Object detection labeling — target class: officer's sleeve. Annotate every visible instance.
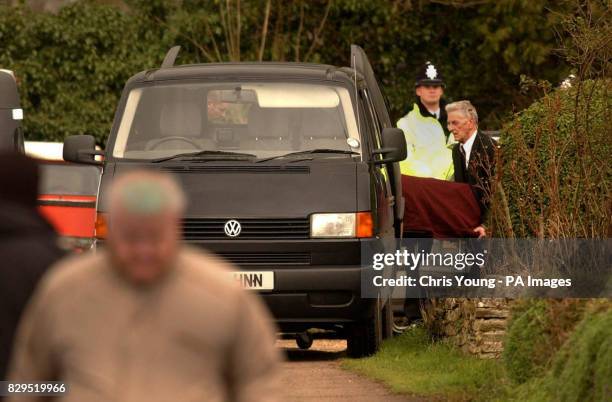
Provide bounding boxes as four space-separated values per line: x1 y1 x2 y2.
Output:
444 162 455 181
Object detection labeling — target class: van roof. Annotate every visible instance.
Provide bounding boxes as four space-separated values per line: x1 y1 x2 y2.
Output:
128 62 360 86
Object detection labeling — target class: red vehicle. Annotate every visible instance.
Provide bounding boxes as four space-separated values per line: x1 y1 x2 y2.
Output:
26 142 101 251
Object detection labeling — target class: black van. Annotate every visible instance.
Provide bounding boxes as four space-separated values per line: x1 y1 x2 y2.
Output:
63 45 406 357
0 69 24 152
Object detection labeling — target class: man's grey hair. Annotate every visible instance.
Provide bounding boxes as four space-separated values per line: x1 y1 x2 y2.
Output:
108 170 186 215
445 100 479 125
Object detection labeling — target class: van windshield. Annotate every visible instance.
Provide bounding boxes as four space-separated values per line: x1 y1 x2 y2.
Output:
112 82 361 160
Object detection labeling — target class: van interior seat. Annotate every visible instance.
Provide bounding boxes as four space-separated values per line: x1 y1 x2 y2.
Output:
244 106 293 151
146 101 213 151
300 108 348 150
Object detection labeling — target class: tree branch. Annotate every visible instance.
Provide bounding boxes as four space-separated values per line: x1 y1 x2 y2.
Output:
304 0 332 62
271 0 285 60
219 0 233 61
202 16 223 62
152 15 216 63
294 0 305 61
236 0 241 61
258 0 273 61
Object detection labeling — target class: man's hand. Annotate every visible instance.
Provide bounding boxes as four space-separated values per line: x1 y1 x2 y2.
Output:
473 225 486 238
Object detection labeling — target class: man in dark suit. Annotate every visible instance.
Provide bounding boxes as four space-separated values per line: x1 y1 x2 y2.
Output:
446 101 497 238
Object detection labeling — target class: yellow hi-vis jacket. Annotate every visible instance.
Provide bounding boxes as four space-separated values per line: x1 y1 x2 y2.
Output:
397 103 455 180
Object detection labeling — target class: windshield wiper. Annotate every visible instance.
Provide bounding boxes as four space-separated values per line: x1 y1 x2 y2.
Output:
256 149 359 163
152 150 256 163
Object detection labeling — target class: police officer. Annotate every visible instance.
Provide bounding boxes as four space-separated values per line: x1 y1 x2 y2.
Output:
396 62 455 325
397 61 454 180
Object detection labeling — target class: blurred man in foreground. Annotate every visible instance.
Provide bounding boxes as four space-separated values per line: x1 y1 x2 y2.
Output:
8 170 281 402
0 152 64 379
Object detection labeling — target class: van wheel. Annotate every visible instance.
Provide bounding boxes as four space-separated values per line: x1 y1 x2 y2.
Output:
347 299 383 358
296 332 313 350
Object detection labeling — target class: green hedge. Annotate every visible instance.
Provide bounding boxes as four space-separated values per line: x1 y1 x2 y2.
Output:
0 3 163 144
547 309 612 401
1 0 573 146
503 300 551 383
508 306 612 402
494 80 611 237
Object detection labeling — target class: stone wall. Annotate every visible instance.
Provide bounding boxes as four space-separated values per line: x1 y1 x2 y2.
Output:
425 298 511 359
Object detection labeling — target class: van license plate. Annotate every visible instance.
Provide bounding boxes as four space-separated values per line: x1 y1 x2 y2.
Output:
233 271 274 290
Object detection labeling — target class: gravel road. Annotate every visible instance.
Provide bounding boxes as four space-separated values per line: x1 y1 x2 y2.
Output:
277 339 424 402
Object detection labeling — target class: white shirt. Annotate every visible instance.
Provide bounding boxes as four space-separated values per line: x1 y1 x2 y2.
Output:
461 130 478 168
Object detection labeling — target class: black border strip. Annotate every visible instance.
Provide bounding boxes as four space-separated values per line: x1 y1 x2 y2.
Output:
38 200 96 208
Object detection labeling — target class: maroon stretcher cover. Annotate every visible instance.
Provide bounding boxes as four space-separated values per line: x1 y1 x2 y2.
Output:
402 175 481 238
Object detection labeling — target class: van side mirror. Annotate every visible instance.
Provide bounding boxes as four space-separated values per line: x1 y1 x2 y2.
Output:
372 128 407 164
63 135 103 165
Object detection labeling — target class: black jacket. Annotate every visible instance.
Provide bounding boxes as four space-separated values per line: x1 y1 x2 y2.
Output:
452 131 497 222
0 203 64 379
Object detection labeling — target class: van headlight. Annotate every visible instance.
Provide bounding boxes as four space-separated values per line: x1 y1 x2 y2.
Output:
310 212 373 238
311 213 355 238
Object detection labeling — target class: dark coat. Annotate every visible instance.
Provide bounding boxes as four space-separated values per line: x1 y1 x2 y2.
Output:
0 203 64 379
452 131 497 222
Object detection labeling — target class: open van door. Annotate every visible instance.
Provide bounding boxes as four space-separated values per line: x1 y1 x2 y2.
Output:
0 69 24 152
351 45 392 128
351 45 404 236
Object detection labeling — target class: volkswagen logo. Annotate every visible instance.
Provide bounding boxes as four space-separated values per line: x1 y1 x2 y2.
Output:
224 219 242 237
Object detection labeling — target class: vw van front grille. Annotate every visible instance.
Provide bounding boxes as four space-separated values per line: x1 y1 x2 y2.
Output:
215 252 311 266
182 218 310 240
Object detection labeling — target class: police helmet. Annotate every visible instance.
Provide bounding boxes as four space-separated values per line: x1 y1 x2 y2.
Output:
415 61 445 87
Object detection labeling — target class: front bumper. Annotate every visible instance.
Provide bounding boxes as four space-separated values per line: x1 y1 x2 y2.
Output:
191 239 377 329
258 265 374 325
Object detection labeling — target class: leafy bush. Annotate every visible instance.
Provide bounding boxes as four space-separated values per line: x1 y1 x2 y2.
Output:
0 3 161 144
547 309 612 401
503 300 551 383
509 306 612 402
1 0 574 147
493 80 611 238
503 299 591 384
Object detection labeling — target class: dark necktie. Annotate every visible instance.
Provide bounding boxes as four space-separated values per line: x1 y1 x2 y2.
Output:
459 144 467 168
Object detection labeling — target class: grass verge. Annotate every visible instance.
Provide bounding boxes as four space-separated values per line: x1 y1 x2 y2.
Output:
341 326 509 401
343 305 612 401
